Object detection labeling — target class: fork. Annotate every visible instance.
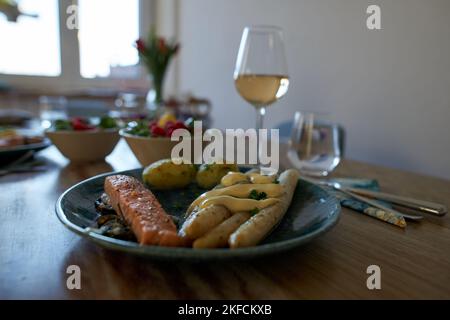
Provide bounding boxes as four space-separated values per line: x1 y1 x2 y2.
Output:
302 177 425 220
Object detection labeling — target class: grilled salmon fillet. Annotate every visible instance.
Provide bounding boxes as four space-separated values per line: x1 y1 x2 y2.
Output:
104 175 185 247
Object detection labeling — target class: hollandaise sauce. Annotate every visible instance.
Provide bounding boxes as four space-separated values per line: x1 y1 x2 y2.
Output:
187 171 283 215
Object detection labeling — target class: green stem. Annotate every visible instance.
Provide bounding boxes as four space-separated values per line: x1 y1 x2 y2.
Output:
153 75 164 104
149 66 167 105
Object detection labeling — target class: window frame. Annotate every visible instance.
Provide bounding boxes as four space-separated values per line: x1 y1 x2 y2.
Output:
0 0 155 93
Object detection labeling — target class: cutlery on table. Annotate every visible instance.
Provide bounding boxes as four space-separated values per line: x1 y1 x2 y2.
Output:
345 187 447 216
302 177 423 221
306 177 447 217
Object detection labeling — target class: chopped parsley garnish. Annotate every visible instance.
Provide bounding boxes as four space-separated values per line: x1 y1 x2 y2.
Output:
249 208 260 216
249 189 267 200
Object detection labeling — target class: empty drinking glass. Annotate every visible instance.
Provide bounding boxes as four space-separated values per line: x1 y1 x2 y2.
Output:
288 111 341 176
39 96 68 129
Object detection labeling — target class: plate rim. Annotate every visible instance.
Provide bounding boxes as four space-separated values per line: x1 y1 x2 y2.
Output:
56 168 341 260
0 137 51 154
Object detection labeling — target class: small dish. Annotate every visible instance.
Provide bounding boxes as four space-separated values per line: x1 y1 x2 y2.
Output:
120 129 179 166
46 129 120 163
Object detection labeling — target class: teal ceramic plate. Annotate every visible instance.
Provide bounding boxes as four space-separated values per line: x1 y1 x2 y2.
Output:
56 168 340 260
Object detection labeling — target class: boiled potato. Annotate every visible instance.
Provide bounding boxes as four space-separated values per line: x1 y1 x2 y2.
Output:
142 159 196 189
195 163 239 189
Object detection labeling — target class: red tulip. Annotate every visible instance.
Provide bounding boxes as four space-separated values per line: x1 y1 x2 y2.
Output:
135 39 146 53
158 38 167 54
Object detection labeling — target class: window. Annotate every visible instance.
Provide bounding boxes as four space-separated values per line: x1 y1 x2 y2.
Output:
0 0 61 76
0 0 151 88
78 0 140 78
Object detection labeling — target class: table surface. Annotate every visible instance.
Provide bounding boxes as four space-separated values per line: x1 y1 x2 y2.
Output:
1 141 449 299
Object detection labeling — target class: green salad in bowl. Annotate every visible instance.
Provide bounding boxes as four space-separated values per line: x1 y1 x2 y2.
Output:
52 116 119 131
120 112 198 166
46 116 121 163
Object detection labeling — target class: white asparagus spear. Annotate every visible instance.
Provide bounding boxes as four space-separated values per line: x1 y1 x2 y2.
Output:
228 169 300 248
179 205 230 240
193 212 252 248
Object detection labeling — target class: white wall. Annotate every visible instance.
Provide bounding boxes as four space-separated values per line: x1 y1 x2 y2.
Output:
171 0 450 179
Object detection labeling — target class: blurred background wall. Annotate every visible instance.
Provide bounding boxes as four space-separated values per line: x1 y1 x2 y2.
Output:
164 0 450 179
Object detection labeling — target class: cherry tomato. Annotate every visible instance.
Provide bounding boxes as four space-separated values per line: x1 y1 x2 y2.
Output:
173 121 187 130
164 121 175 130
148 120 158 129
151 125 166 137
71 118 94 131
166 127 175 137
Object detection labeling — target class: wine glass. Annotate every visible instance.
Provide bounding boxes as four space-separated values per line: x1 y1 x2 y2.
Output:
234 26 289 131
288 111 342 176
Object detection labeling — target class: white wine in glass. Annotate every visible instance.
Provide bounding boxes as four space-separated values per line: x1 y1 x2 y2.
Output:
235 74 289 107
234 26 289 131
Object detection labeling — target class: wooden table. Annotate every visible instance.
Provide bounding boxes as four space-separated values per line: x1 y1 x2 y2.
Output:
1 140 449 299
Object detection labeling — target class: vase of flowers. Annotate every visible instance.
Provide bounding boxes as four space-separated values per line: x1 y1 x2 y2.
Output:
135 32 179 110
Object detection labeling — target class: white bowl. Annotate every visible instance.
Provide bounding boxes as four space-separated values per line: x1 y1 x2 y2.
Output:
46 129 120 163
119 129 180 166
120 129 206 166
